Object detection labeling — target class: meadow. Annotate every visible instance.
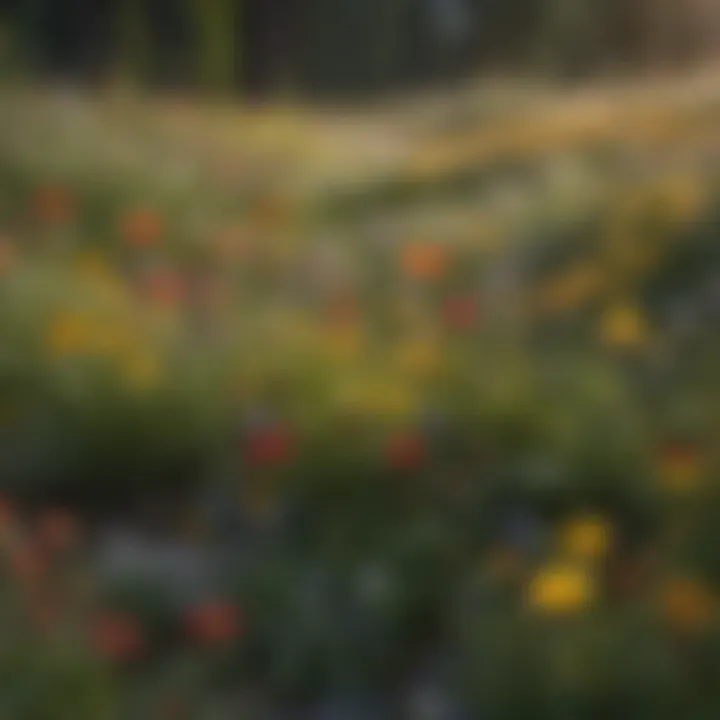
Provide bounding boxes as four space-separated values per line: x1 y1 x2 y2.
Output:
0 74 719 717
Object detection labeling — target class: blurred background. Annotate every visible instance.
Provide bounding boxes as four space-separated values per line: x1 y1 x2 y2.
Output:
0 2 720 719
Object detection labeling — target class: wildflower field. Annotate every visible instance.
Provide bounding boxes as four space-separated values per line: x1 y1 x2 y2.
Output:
1 75 720 718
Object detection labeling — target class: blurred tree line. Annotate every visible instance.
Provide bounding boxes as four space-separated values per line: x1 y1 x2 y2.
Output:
0 0 719 97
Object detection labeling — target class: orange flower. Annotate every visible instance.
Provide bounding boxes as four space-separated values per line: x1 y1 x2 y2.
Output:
31 186 76 225
185 601 241 647
91 612 146 663
662 577 715 633
387 432 426 472
401 243 449 282
600 304 649 349
36 508 81 555
121 209 164 248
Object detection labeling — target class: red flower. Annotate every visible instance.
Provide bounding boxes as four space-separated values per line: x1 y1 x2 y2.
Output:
143 270 187 307
387 432 426 472
91 611 146 663
121 209 164 248
444 295 480 331
185 601 241 647
245 426 295 468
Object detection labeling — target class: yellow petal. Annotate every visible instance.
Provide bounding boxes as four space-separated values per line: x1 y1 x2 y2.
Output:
528 562 596 614
560 514 613 560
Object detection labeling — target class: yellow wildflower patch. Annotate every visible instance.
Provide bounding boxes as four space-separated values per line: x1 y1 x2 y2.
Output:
392 335 444 380
334 372 419 420
528 562 596 615
600 304 650 349
560 514 613 560
323 323 366 364
45 312 93 357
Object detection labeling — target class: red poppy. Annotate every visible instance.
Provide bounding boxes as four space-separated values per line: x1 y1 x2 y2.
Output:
245 425 295 468
121 209 164 248
185 601 241 647
444 295 480 331
90 611 146 663
387 432 426 472
143 270 187 307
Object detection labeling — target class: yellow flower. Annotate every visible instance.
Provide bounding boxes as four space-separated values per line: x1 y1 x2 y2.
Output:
528 562 596 615
560 514 613 560
46 313 92 357
334 372 418 420
392 335 444 380
323 324 366 363
600 304 649 348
